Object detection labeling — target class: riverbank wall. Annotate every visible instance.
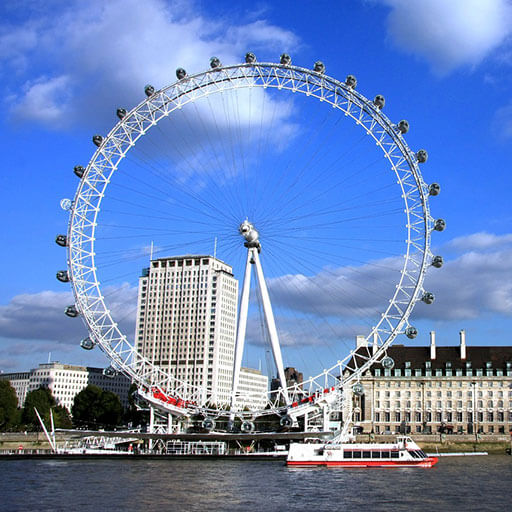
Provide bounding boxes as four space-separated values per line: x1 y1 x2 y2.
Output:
2 432 511 454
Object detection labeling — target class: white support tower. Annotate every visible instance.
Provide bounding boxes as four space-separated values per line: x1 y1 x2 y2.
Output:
230 220 289 412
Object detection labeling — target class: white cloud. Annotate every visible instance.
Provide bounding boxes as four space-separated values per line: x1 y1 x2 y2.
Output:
0 284 137 343
421 246 512 319
2 0 300 129
446 231 512 251
378 0 512 74
267 256 401 318
493 102 512 139
263 232 512 323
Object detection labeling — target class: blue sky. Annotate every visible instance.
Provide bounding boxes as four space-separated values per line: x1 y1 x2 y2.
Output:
1 0 512 377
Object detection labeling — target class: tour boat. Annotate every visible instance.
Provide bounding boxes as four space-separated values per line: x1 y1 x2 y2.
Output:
287 436 438 468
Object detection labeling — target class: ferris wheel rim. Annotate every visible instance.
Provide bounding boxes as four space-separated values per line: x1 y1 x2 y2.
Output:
66 59 434 419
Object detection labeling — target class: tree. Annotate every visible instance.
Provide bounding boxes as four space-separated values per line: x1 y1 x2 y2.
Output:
22 387 56 429
21 387 72 430
72 385 123 429
53 405 73 429
0 380 18 431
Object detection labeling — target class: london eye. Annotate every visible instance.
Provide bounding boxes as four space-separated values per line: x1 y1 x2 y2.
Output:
56 53 444 433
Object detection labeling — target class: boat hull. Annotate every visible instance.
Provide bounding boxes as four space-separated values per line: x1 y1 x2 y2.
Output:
287 456 438 468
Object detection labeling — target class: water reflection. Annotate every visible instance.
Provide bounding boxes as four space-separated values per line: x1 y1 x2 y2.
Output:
1 456 511 512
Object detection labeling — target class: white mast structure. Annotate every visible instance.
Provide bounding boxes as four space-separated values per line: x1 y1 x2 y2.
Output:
230 220 289 414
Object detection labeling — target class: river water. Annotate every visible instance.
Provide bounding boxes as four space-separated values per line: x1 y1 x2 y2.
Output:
1 455 511 512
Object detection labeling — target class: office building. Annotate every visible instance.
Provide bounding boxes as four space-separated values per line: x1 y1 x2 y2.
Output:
350 330 512 435
237 367 269 410
0 362 131 411
135 255 238 406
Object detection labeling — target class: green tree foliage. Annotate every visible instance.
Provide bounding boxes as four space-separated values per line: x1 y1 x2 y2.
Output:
0 380 19 431
72 385 123 429
53 405 73 429
21 387 73 430
22 387 56 429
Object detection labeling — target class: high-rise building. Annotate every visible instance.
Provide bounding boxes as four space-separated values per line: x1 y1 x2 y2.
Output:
135 255 238 406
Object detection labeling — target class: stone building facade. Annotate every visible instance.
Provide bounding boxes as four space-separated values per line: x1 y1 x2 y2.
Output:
352 331 512 435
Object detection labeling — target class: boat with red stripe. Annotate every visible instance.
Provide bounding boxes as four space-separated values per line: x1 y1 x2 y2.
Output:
287 436 438 468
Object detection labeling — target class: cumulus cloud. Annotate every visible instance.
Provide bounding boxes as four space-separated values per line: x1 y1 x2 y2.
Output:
0 284 137 343
1 0 299 129
261 232 512 324
446 231 512 251
421 241 512 320
267 256 401 318
377 0 512 74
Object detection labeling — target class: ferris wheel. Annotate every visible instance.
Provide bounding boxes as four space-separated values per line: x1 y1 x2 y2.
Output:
57 53 444 432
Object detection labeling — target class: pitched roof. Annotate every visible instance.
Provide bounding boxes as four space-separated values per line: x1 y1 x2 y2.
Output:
375 344 512 370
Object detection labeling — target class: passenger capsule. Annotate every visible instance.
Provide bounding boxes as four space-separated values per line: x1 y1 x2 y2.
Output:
345 75 357 88
381 356 395 369
432 255 444 268
434 218 446 232
56 270 70 283
416 149 428 163
60 198 73 211
373 95 385 109
92 135 103 147
103 366 117 378
429 183 440 196
116 108 127 120
397 120 409 134
241 420 255 433
144 84 155 97
280 53 292 66
202 417 216 430
210 56 221 69
73 165 85 179
422 292 435 305
64 305 79 318
176 68 187 80
279 415 293 427
352 382 364 396
313 61 325 73
55 234 67 247
80 337 95 350
405 326 418 339
245 52 257 64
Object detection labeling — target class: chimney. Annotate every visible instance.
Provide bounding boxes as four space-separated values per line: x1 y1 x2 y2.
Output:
460 329 467 360
372 331 379 355
430 331 436 360
356 335 367 349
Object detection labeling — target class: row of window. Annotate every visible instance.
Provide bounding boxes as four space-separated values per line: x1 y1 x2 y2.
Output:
374 411 512 423
375 368 512 377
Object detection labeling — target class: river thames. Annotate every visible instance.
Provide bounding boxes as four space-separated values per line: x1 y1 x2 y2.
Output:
1 455 511 511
